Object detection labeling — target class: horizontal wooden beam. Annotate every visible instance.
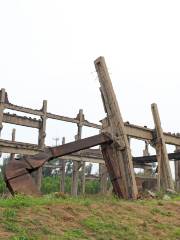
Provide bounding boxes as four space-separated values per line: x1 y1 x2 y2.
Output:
3 104 180 145
4 103 101 129
3 113 40 128
125 122 180 146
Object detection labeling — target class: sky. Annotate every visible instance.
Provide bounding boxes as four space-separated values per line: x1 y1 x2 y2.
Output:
0 0 180 175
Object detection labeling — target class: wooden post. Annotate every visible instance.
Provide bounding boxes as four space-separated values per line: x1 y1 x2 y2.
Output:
35 100 47 191
94 56 138 199
60 137 66 193
151 103 174 190
175 146 180 192
71 133 80 196
71 109 85 196
99 163 108 194
143 141 152 175
10 128 16 161
78 109 86 195
71 155 79 196
0 88 5 136
81 161 86 195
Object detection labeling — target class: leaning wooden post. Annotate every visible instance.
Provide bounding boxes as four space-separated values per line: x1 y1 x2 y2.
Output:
99 163 108 195
60 137 66 193
0 88 5 136
94 56 138 199
36 100 47 191
10 128 16 161
175 145 180 192
151 103 174 190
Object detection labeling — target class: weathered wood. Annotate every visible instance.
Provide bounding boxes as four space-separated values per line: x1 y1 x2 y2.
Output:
99 163 108 194
175 146 180 192
95 56 138 199
77 109 86 195
0 88 5 135
143 141 152 175
60 137 66 193
151 103 174 190
35 100 47 191
71 134 80 197
3 113 40 128
10 129 16 161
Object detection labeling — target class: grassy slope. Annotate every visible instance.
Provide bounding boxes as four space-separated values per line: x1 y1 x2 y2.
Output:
0 195 179 240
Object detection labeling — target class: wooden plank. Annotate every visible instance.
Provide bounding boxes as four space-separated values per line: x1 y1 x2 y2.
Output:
151 103 174 190
95 56 138 199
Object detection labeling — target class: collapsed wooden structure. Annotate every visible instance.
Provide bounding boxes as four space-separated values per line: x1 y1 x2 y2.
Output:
0 56 180 199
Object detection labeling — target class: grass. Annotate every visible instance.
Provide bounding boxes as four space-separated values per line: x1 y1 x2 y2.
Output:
0 194 179 240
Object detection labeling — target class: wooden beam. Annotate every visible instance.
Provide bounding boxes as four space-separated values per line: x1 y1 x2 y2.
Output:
95 56 138 199
151 103 174 190
3 113 40 128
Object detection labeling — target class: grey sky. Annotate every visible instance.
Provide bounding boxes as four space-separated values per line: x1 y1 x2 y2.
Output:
0 1 180 175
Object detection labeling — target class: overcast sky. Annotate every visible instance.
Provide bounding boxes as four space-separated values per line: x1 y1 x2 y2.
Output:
0 1 180 175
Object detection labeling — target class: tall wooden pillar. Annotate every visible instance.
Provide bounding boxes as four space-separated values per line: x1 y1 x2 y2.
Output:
60 137 66 193
71 158 79 196
10 128 16 161
151 103 174 191
0 88 5 136
71 109 84 196
99 163 108 194
94 57 138 199
35 100 47 191
175 146 180 192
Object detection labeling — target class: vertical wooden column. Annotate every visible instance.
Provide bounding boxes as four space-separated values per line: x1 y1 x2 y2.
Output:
10 128 16 161
94 56 138 199
151 103 174 190
36 100 47 191
71 109 84 196
78 109 86 195
60 137 66 193
0 88 5 136
71 142 79 196
143 141 152 175
175 146 180 192
99 163 108 194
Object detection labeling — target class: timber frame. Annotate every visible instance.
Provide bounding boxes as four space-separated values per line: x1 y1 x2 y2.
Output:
0 56 180 198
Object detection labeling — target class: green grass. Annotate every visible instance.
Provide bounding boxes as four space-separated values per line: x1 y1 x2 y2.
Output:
0 194 179 240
